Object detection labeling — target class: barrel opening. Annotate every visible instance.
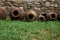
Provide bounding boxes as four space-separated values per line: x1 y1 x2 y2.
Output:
28 14 34 19
40 17 44 21
13 10 19 16
51 14 55 18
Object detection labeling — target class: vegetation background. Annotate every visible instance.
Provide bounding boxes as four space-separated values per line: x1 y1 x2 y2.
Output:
0 20 60 40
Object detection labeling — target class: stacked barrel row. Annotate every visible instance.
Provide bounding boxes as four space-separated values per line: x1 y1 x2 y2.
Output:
0 0 60 21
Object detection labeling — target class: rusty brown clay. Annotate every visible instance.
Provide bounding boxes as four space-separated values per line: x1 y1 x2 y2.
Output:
0 7 7 20
38 15 46 21
46 12 57 20
10 6 23 20
25 9 38 21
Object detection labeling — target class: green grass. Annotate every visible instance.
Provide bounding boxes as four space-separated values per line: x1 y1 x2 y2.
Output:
0 20 60 40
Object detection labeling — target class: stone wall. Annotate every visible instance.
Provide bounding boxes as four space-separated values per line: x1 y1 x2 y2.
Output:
0 0 60 14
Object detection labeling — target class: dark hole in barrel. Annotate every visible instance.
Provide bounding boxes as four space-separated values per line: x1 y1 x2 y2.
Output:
42 14 46 17
40 17 44 21
13 10 19 16
28 14 34 19
51 14 55 18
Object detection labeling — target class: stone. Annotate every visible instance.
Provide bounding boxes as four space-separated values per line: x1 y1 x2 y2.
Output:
42 0 46 2
54 3 59 7
45 2 51 7
51 4 55 7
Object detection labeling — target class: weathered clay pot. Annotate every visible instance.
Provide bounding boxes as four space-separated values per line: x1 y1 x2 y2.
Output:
57 10 60 20
38 15 46 21
46 12 57 20
0 7 7 20
25 9 38 21
10 6 23 20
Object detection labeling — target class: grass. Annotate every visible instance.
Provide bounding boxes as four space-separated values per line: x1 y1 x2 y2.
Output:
0 20 60 40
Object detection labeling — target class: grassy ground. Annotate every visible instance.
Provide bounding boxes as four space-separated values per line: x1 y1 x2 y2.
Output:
0 20 60 40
